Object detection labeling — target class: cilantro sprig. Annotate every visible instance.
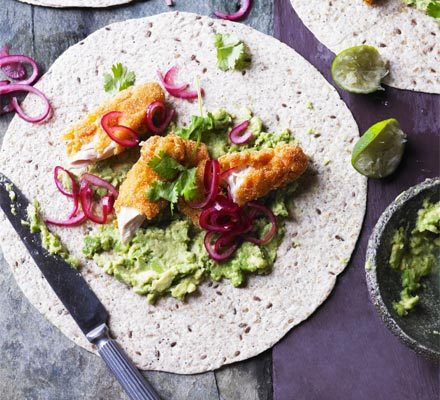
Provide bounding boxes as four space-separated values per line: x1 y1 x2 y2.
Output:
214 33 251 72
103 63 136 93
146 151 198 211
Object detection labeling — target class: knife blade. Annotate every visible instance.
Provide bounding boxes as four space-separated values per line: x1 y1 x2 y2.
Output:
0 173 108 335
0 173 161 400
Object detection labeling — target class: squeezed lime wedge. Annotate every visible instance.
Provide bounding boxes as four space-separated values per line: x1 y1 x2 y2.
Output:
331 45 388 94
352 118 406 178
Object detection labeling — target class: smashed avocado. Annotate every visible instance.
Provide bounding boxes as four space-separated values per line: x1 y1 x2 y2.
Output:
389 200 440 316
84 107 298 303
27 200 80 268
84 216 283 304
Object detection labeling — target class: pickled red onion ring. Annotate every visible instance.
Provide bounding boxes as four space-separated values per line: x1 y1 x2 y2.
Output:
229 120 252 144
101 111 140 148
189 160 220 209
243 202 277 245
0 84 51 123
204 231 240 262
46 211 86 227
0 45 26 81
157 66 202 100
145 100 175 134
214 0 252 21
54 166 78 198
80 172 119 199
0 54 39 85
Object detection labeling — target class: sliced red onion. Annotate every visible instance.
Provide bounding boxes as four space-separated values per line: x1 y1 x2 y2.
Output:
0 84 51 123
204 231 240 262
229 120 252 144
189 160 220 209
0 45 26 81
167 89 199 100
46 211 86 227
243 201 277 245
157 66 202 100
157 67 188 92
219 167 240 182
0 79 10 86
80 172 119 199
214 0 252 21
79 183 111 225
101 111 140 148
54 166 79 198
0 54 39 85
145 100 175 134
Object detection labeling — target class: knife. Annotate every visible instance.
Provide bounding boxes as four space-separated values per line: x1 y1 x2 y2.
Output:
0 173 161 400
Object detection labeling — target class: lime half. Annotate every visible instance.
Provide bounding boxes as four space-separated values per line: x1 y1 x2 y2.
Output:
352 118 406 179
331 45 388 94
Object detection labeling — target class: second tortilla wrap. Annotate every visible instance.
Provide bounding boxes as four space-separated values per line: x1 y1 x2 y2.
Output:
289 0 440 94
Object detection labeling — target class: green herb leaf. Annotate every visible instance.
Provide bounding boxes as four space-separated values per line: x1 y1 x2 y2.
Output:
103 63 136 93
174 109 233 143
427 1 440 18
175 168 198 202
147 180 180 205
214 33 251 72
148 151 185 180
146 154 198 212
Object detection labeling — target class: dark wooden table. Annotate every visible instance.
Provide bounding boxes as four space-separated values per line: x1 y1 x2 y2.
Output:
1 1 438 399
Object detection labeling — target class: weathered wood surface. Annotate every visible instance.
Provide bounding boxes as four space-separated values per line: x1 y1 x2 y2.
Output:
0 1 274 399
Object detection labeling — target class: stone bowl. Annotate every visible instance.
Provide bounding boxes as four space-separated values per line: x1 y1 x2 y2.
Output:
366 178 440 359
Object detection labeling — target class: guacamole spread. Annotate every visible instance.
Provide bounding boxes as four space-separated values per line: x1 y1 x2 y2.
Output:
83 108 298 303
27 199 81 268
389 200 440 316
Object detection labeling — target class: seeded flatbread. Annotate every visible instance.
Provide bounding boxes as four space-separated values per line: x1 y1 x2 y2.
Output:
17 0 132 7
289 0 440 94
0 12 366 373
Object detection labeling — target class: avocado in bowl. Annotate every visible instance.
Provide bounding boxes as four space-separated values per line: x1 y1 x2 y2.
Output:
366 178 440 359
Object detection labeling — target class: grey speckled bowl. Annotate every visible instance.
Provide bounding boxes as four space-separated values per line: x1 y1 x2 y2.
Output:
366 178 440 360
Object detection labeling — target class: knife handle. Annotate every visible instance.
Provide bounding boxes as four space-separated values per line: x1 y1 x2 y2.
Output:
87 324 161 400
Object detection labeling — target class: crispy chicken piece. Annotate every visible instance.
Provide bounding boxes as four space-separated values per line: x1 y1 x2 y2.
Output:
64 83 164 168
364 0 375 5
115 134 209 242
179 144 309 227
218 144 308 207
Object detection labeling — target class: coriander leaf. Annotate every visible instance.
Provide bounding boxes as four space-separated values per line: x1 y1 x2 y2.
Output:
214 33 251 72
146 167 198 211
148 151 185 180
427 1 440 18
103 63 136 93
174 110 233 143
175 168 198 202
147 180 179 204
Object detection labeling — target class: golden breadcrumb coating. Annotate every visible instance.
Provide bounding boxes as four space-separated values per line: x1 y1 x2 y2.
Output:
218 144 308 206
115 135 209 220
64 82 164 157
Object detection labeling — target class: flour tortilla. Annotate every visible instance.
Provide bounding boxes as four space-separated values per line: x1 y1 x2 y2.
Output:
18 0 132 7
0 12 366 374
290 0 440 94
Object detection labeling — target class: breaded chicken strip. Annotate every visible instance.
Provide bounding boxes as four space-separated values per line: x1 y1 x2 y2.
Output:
179 144 308 227
115 134 209 242
64 83 164 168
218 144 308 206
